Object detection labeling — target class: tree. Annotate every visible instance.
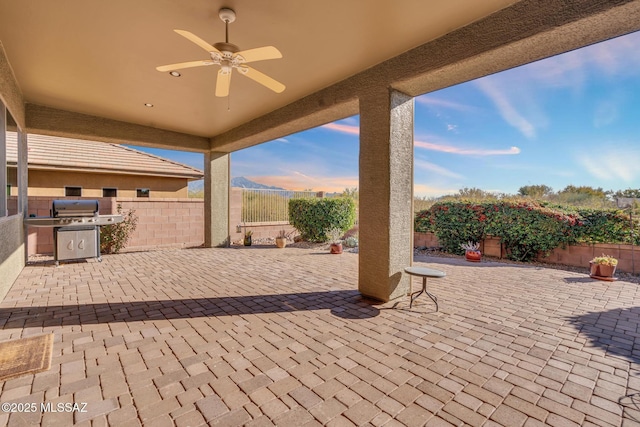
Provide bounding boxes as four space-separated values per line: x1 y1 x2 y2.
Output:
456 187 495 200
613 188 640 199
342 187 359 200
558 185 610 199
518 184 553 198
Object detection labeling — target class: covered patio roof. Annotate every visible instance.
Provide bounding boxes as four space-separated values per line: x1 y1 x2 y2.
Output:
0 1 639 150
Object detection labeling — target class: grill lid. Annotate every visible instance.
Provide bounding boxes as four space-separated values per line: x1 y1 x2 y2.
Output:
52 200 99 217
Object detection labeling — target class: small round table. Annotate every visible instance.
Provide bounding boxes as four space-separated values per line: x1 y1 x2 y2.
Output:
404 266 446 310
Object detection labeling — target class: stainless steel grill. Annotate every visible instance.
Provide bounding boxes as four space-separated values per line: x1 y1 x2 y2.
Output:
25 200 123 265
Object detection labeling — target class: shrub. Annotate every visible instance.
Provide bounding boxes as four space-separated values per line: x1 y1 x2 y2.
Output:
343 236 359 248
288 197 356 242
483 201 578 262
416 200 640 262
420 201 487 254
573 208 639 244
416 200 580 261
100 204 138 254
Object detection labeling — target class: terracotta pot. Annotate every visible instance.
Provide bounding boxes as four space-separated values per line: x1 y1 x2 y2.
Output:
330 243 343 254
465 250 481 262
275 237 287 248
589 262 616 278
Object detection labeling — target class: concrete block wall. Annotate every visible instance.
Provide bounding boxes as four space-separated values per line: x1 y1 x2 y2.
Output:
115 198 204 252
26 196 204 255
26 192 307 255
415 232 639 274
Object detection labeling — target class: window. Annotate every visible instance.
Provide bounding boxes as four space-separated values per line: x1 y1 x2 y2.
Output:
136 188 150 198
6 184 10 196
103 188 117 197
65 187 82 197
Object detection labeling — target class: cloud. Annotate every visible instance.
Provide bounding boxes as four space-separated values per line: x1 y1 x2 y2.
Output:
577 146 640 182
447 124 458 131
321 123 359 135
414 139 520 156
248 175 359 193
475 77 536 138
323 122 520 156
275 138 289 143
414 159 463 179
416 96 476 112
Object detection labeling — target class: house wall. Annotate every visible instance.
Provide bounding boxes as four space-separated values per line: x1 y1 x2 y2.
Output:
27 170 189 198
0 43 26 300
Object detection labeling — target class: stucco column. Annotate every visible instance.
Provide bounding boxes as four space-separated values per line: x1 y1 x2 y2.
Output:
359 89 414 302
204 151 230 247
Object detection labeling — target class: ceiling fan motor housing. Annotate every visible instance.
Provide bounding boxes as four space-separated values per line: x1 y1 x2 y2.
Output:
213 42 239 56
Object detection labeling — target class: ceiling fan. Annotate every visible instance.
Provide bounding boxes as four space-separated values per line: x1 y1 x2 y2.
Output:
156 8 285 97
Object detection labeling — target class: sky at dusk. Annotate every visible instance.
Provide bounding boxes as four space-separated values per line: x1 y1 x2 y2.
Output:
133 30 640 197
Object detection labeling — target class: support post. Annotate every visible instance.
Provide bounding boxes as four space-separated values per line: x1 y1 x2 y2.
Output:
358 89 414 302
204 151 230 247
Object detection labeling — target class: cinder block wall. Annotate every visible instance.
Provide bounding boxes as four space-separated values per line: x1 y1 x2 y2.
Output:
26 196 203 255
415 232 639 274
115 198 204 252
26 193 305 256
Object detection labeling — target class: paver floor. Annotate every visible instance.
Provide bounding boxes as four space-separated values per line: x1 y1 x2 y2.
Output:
1 246 640 426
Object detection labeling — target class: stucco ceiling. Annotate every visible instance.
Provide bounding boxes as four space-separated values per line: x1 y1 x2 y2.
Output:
0 0 518 138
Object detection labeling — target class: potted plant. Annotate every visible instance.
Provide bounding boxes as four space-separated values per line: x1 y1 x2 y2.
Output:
243 230 253 246
460 241 481 262
275 229 288 248
589 254 618 280
326 227 343 254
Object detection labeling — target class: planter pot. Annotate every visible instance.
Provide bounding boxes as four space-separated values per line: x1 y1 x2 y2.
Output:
243 236 252 246
589 262 617 281
330 243 343 254
275 237 287 248
465 250 481 262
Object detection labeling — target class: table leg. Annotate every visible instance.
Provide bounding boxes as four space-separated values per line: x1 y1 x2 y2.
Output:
409 277 438 311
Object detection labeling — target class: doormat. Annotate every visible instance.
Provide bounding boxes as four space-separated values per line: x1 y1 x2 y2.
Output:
0 334 54 382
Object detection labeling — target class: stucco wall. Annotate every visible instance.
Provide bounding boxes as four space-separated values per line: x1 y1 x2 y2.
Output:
27 169 189 198
0 215 25 300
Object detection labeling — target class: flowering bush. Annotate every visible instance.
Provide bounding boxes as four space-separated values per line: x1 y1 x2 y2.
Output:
415 200 638 262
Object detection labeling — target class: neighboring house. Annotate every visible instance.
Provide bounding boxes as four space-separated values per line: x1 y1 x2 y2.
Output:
6 133 203 198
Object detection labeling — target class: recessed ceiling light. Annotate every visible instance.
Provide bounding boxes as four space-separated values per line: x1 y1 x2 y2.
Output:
169 71 181 77
144 103 153 107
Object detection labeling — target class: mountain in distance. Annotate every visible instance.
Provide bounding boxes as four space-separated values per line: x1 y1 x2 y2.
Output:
231 176 285 190
188 176 285 195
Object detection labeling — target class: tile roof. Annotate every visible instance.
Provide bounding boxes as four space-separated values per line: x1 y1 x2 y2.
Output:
6 132 203 180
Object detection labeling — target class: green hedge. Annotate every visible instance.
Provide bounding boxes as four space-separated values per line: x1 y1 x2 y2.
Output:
289 197 356 242
415 201 638 262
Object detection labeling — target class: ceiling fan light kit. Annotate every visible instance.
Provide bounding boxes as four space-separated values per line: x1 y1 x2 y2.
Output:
156 7 285 97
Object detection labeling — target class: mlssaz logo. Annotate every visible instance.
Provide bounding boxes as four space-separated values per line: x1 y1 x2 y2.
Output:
41 402 88 413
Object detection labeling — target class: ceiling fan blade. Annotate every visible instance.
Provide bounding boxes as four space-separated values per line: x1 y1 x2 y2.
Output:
239 66 285 93
156 60 212 72
216 70 231 97
235 46 282 63
174 29 220 53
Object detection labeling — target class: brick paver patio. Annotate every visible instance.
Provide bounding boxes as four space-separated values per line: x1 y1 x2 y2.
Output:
1 247 640 426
